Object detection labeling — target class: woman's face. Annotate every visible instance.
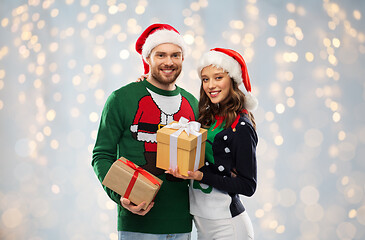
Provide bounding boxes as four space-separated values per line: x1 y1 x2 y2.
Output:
201 65 232 104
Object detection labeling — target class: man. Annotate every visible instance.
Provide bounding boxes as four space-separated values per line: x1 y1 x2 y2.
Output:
92 23 198 240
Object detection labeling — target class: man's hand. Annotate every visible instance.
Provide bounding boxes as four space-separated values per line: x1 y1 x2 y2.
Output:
165 168 203 181
120 197 154 216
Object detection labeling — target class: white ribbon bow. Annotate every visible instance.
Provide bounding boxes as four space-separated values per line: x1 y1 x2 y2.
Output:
165 116 201 136
165 117 203 171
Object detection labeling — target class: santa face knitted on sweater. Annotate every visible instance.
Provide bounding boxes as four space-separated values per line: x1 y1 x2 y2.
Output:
130 85 196 176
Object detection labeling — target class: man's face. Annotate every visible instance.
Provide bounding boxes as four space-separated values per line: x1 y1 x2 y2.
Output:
146 43 184 90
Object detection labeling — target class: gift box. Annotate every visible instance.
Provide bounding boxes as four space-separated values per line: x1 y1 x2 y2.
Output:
156 117 208 176
102 157 163 210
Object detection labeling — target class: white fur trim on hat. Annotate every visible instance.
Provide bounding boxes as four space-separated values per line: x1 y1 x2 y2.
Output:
241 89 258 111
197 51 243 86
142 29 187 59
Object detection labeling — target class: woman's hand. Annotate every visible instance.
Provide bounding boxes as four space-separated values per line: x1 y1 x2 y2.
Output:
165 168 203 181
137 74 148 82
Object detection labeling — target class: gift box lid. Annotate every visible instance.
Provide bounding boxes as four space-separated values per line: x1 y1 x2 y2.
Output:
156 124 207 151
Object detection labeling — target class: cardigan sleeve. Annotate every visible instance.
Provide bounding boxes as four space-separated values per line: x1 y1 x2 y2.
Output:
200 121 258 196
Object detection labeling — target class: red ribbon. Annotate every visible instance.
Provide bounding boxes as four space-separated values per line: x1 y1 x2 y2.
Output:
118 158 161 199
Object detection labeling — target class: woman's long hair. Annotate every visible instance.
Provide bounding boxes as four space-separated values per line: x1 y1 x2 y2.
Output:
197 78 256 130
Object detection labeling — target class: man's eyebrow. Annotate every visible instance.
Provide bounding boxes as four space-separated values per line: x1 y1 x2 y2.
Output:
154 51 166 55
173 52 182 55
154 51 182 55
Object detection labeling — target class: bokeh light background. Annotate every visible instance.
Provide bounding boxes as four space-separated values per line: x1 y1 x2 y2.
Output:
1 0 365 239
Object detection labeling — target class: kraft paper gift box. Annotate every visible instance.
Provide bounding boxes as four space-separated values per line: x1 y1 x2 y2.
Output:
102 157 163 210
156 117 208 176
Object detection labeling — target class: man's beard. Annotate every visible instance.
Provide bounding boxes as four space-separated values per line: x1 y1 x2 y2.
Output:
150 67 181 86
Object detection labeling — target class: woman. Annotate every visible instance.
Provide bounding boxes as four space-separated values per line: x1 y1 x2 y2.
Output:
167 48 258 240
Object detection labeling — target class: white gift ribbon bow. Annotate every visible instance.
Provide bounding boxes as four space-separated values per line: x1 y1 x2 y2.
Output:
165 117 203 171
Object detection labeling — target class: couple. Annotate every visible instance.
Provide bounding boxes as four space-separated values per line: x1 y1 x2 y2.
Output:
92 23 258 240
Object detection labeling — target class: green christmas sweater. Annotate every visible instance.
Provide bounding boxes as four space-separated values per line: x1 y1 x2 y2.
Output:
92 79 198 234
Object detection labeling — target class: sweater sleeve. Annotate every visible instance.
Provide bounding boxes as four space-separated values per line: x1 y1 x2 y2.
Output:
200 122 258 196
92 92 124 204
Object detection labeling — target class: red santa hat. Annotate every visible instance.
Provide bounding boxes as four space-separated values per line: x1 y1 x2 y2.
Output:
136 23 187 74
197 48 258 111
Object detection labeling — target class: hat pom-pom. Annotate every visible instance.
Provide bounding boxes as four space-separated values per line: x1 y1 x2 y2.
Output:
244 92 258 111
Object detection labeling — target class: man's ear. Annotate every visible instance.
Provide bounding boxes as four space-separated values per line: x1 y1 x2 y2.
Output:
146 55 151 65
